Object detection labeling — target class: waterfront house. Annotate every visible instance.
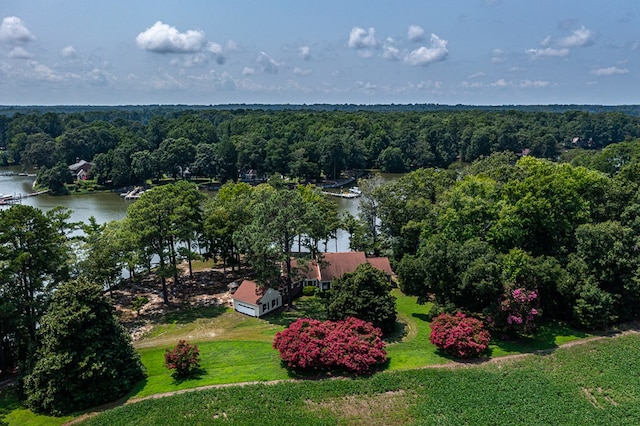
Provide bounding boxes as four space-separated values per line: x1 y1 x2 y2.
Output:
68 159 94 180
286 251 394 291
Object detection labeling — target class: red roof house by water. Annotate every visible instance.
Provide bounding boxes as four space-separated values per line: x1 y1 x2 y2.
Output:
287 251 394 291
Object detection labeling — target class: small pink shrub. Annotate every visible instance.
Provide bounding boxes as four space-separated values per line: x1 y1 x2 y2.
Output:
429 312 490 358
273 317 387 374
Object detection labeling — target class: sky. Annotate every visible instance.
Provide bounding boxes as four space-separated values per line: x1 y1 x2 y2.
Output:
0 0 638 105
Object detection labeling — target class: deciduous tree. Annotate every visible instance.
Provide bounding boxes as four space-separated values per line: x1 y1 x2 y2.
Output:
327 263 397 333
23 279 145 415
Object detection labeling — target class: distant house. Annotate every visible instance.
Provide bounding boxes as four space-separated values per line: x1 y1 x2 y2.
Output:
232 279 282 317
286 251 394 292
69 159 94 181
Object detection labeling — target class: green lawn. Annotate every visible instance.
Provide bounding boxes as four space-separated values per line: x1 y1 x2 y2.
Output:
0 388 71 426
83 333 640 425
0 289 601 425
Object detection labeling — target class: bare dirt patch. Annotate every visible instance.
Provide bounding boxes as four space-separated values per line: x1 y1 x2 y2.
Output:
305 390 417 426
111 264 253 342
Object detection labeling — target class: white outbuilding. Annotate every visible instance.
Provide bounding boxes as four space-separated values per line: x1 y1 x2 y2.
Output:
232 280 282 318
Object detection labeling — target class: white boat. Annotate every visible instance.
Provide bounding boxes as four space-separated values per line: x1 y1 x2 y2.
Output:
348 187 362 195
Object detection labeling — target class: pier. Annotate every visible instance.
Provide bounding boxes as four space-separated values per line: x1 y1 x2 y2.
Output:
121 186 145 200
0 190 49 205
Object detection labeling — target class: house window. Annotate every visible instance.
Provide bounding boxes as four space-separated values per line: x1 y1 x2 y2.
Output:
263 303 268 311
272 299 277 308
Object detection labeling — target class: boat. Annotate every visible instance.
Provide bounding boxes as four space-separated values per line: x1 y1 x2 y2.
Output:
322 189 361 199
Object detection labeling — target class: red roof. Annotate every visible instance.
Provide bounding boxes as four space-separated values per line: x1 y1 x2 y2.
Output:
287 252 393 282
366 257 394 276
289 258 321 281
320 252 368 281
232 280 265 305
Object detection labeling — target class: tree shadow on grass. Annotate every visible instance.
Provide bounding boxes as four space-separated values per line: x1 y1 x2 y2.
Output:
281 360 390 380
487 321 591 357
411 313 431 323
125 377 148 398
266 296 328 327
171 367 208 385
384 321 408 344
0 386 21 421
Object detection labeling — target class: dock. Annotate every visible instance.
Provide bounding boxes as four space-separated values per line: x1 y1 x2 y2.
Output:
121 186 145 200
0 189 49 205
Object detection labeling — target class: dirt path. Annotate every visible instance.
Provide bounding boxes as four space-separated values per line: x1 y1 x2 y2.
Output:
63 325 640 425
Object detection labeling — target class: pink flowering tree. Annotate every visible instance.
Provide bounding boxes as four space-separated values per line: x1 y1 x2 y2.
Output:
492 287 541 337
273 317 387 374
429 312 490 359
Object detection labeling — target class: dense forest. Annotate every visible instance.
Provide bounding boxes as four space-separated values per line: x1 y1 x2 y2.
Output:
4 105 640 415
1 107 640 193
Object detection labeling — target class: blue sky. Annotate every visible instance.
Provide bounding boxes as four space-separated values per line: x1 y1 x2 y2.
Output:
0 0 638 105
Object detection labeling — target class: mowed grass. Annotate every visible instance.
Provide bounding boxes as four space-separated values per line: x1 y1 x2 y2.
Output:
0 290 600 425
0 388 71 426
84 333 640 425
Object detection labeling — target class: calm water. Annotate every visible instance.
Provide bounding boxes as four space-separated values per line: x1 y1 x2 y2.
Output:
0 166 370 252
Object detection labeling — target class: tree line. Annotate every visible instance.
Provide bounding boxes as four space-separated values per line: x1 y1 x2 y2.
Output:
2 108 640 192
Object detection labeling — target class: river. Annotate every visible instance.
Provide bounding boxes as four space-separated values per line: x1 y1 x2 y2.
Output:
0 166 370 252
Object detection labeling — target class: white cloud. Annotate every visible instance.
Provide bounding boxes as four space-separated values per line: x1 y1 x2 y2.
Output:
519 79 550 88
490 78 511 87
299 46 311 60
170 53 209 67
461 80 483 88
468 71 485 79
206 42 225 64
382 38 401 61
61 45 77 58
145 72 188 90
491 48 506 63
242 66 255 75
526 25 593 61
591 66 629 76
136 21 206 53
348 26 378 49
256 51 283 73
8 46 31 59
526 47 570 59
404 33 448 66
383 45 401 61
558 26 594 48
407 25 425 42
0 16 35 43
85 68 114 86
30 61 66 82
293 67 311 76
356 80 377 92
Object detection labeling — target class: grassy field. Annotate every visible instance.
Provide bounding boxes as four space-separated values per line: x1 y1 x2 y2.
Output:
83 333 640 425
0 289 604 425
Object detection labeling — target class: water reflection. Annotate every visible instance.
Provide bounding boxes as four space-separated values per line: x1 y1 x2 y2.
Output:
0 166 381 252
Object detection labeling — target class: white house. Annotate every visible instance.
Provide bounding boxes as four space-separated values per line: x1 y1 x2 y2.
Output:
232 280 282 318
